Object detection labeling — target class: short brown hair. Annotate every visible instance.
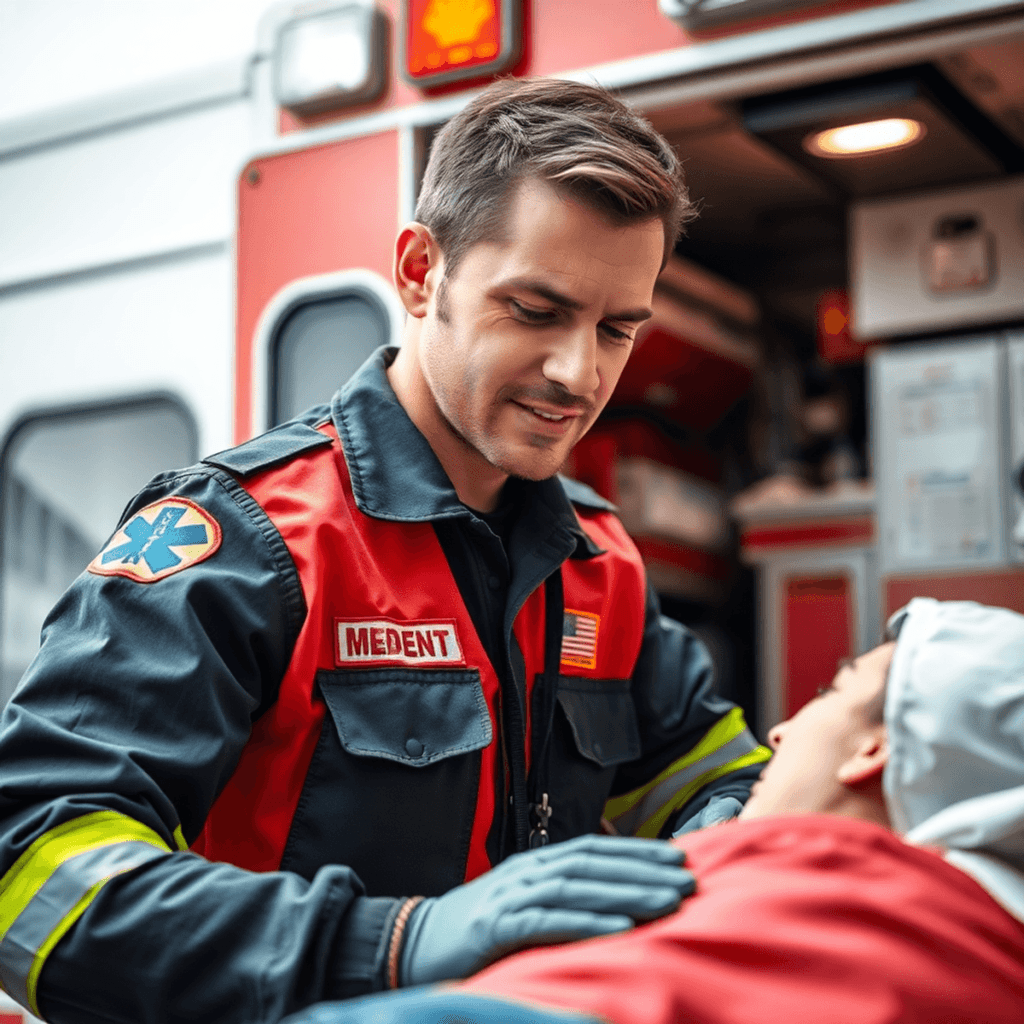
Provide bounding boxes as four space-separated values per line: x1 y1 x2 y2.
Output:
415 77 694 276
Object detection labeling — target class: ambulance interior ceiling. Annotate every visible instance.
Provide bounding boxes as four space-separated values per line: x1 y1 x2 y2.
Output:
648 34 1024 339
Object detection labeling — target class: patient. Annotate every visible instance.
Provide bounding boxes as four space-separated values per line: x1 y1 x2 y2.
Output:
289 598 1024 1024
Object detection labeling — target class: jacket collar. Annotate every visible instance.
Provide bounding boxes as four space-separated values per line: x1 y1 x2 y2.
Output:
332 347 601 558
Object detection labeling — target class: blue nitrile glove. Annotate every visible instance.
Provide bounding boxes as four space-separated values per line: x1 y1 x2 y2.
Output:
399 833 695 986
671 796 744 837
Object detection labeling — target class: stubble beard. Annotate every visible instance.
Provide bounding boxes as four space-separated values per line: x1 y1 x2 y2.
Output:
431 273 594 480
433 372 588 481
437 392 568 481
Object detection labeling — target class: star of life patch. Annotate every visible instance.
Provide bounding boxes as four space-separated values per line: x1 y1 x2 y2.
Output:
335 618 465 667
88 497 222 583
561 609 600 670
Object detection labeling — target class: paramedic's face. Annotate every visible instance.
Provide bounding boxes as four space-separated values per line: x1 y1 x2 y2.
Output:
740 642 895 820
417 179 663 482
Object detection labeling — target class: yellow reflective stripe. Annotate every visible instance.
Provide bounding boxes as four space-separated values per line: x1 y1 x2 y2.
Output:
172 825 188 852
25 875 109 1017
633 746 772 839
0 810 175 1015
0 811 169 940
603 707 750 821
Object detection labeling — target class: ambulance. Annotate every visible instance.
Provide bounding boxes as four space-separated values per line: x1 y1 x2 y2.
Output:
2 0 1023 767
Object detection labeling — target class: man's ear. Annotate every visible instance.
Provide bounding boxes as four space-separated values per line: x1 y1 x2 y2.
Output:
394 223 441 318
837 729 889 788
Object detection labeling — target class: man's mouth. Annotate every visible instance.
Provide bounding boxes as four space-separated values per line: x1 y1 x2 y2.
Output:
505 383 593 424
511 399 584 425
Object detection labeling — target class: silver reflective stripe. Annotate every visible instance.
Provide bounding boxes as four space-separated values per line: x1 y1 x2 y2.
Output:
611 730 760 836
0 840 166 1009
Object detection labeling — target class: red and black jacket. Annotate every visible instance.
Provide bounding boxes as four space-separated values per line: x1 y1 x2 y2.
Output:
0 349 765 1024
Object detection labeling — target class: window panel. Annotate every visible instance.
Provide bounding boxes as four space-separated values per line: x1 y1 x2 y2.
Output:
272 292 390 425
0 398 196 707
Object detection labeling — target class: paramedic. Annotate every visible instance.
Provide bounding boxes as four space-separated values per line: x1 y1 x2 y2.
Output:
0 77 768 1024
285 597 1024 1024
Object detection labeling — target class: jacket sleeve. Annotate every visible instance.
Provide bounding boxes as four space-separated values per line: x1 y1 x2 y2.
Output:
0 465 402 1024
603 583 770 839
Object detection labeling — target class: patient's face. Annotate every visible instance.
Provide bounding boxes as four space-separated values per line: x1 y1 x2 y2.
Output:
740 641 896 820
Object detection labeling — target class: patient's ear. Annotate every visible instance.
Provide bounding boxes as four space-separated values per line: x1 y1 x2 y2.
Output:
837 729 889 788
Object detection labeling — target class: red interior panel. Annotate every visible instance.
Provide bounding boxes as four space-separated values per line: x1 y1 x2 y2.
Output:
884 569 1024 620
784 574 853 719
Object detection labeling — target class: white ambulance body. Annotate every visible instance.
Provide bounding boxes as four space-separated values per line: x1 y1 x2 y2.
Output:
2 0 1024 752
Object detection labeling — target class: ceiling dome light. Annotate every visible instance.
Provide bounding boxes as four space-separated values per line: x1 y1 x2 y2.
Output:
804 118 927 158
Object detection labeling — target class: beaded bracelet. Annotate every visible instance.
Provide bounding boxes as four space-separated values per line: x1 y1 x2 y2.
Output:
387 895 426 989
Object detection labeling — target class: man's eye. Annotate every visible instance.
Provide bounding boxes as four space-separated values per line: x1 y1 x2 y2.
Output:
600 323 633 345
510 300 555 324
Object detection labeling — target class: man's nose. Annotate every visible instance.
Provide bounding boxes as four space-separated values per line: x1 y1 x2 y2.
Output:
542 326 600 397
767 721 789 750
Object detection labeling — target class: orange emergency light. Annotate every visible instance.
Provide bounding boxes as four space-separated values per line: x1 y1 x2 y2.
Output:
403 0 522 88
815 288 871 365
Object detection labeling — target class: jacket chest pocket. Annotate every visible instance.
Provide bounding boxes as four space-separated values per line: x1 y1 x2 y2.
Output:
544 675 641 840
322 667 492 765
280 668 492 897
556 676 641 767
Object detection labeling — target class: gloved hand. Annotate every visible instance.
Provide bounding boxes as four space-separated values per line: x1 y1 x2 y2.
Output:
399 833 695 986
671 796 744 837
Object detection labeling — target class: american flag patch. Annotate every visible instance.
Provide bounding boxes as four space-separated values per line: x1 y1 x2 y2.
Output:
561 609 600 669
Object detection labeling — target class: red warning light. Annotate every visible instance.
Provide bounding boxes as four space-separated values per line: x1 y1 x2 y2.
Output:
816 288 875 365
404 0 521 88
822 305 848 336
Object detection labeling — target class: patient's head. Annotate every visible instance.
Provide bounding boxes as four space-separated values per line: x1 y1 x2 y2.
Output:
739 641 895 826
740 599 1024 873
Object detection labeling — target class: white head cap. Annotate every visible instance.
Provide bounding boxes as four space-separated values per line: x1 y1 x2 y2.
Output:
884 598 1024 922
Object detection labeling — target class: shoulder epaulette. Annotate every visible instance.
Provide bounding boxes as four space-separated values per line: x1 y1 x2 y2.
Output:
204 421 333 478
558 474 617 513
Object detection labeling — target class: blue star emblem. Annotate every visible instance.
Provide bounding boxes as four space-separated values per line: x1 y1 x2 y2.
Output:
102 506 209 574
89 497 221 583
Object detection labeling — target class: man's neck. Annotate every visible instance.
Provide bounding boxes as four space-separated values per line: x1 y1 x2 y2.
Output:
386 345 507 512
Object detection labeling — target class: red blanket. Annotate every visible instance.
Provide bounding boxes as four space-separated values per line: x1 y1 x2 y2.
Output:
462 816 1024 1024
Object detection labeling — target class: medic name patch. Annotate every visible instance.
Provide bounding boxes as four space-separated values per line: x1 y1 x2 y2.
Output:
88 497 222 583
561 609 600 670
335 618 465 667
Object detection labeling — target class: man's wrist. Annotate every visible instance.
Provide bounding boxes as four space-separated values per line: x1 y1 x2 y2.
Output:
325 895 409 1000
387 895 426 989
